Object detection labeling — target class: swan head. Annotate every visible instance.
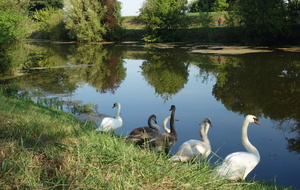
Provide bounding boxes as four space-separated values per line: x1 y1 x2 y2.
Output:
169 105 176 111
113 102 120 108
245 115 260 125
201 117 212 127
150 114 157 124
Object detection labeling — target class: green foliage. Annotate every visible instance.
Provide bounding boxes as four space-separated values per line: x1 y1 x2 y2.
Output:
198 12 214 27
212 0 229 12
29 0 63 12
0 0 33 43
233 0 290 45
63 0 106 42
102 0 124 41
139 0 189 42
189 0 216 12
71 103 98 114
63 0 122 42
286 0 300 26
0 42 32 76
33 7 69 40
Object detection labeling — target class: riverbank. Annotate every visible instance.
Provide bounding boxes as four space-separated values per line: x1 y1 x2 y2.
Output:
0 92 293 189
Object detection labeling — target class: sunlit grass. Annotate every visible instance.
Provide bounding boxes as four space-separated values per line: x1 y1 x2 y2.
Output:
0 94 293 189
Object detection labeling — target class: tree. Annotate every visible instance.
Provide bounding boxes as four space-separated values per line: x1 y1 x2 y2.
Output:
139 0 188 42
29 0 64 12
63 0 122 42
212 0 229 12
286 0 300 26
33 7 69 40
0 0 33 43
188 0 215 12
102 0 123 41
232 0 290 45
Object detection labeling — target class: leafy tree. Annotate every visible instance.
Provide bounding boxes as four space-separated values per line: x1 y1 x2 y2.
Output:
0 0 33 43
33 7 69 40
63 0 122 42
139 0 188 42
102 0 123 40
212 0 229 11
232 0 290 45
188 0 215 12
286 0 300 26
29 0 63 13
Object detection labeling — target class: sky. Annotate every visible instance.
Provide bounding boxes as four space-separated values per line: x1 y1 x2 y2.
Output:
118 0 145 16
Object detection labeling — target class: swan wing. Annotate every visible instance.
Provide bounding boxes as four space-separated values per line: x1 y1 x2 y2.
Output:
216 152 260 180
169 140 210 162
129 127 159 136
97 117 122 132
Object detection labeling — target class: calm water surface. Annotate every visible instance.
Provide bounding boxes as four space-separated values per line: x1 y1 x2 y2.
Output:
1 43 299 189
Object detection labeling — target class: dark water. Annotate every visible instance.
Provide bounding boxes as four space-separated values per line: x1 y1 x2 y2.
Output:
1 42 300 189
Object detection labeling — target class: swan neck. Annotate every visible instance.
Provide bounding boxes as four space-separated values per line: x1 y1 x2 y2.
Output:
169 109 177 137
200 123 210 144
149 117 159 132
242 120 259 157
162 117 171 133
115 104 121 117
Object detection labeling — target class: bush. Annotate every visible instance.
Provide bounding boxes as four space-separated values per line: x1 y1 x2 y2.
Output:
0 0 32 43
33 7 69 40
139 0 188 42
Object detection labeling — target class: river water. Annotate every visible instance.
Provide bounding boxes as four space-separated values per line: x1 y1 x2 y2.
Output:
1 42 299 189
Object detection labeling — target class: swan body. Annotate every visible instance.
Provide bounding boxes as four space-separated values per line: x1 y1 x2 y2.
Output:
146 105 178 155
169 117 212 162
125 114 159 145
96 102 122 132
216 115 260 180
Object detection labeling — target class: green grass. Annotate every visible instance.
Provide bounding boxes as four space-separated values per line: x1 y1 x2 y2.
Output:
0 94 293 189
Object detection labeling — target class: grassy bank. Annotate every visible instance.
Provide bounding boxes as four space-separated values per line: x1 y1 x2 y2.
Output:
0 94 292 189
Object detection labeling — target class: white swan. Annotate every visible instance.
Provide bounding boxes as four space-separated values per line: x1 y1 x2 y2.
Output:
125 114 160 145
216 115 261 180
168 117 212 162
96 102 122 132
146 105 178 155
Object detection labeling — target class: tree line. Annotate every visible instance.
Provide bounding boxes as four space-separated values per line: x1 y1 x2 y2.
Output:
0 0 299 45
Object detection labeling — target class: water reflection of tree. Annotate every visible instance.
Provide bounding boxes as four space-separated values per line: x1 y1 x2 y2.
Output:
22 69 78 94
1 43 126 96
68 44 126 94
212 52 300 153
0 42 32 76
140 50 189 101
189 54 219 83
286 122 300 154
